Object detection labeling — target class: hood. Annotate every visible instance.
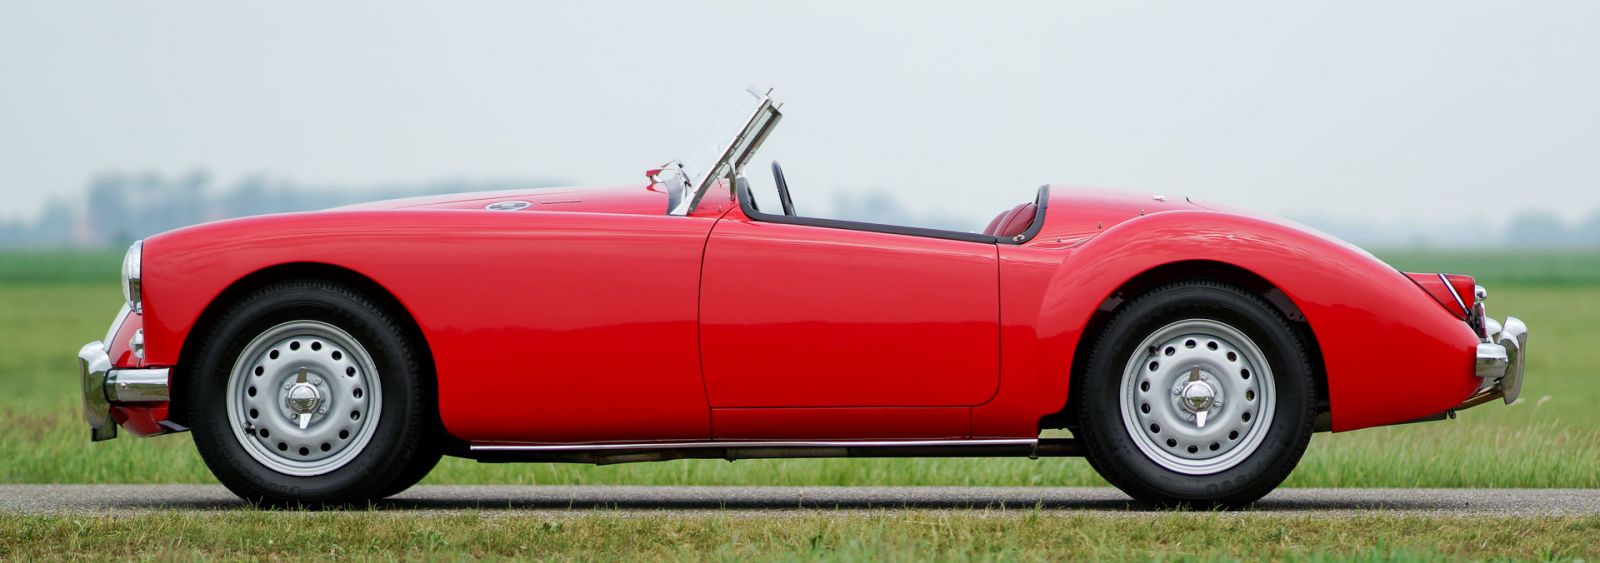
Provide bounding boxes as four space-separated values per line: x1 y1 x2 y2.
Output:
337 184 670 215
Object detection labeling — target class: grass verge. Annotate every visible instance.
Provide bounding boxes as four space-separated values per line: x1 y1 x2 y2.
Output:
3 512 1599 560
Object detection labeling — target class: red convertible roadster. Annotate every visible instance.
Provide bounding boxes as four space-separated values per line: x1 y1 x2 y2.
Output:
79 89 1527 508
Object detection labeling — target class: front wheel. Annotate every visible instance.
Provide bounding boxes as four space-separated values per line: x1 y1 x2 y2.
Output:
1078 281 1316 508
188 280 436 508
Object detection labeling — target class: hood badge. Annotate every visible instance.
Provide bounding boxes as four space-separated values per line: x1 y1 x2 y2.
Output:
485 201 532 211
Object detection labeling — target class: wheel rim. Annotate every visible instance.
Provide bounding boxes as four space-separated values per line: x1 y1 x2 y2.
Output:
1118 318 1275 475
225 320 382 476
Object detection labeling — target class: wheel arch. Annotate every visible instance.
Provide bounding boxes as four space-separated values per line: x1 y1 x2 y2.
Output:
1049 260 1330 431
167 262 437 429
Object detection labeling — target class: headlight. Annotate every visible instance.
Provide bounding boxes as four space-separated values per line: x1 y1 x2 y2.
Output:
122 240 143 313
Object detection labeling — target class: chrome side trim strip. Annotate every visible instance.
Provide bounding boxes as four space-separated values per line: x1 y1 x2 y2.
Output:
470 438 1037 452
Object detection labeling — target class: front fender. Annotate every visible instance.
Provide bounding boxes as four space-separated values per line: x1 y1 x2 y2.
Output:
137 208 718 443
1032 210 1480 432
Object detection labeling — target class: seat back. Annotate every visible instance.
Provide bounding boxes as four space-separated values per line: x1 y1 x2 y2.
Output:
984 202 1037 238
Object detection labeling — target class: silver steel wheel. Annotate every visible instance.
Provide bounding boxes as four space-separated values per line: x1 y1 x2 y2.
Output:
1118 318 1276 475
224 320 383 477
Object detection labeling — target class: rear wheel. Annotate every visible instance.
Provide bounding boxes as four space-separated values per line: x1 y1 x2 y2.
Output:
188 280 434 508
1078 281 1315 508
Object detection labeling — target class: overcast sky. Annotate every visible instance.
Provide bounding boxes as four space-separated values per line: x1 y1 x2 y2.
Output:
2 1 1597 231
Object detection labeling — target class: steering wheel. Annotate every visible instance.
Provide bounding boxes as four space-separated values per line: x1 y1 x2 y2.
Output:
771 161 796 216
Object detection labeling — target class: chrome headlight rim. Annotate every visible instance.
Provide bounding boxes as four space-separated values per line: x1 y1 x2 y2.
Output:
122 240 143 313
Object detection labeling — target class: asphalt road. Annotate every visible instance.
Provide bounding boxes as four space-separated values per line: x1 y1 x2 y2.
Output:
2 485 1598 516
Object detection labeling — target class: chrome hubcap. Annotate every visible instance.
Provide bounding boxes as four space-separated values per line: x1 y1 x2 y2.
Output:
1181 386 1214 410
1119 319 1275 475
281 368 329 429
1171 368 1228 429
225 320 382 477
286 383 319 413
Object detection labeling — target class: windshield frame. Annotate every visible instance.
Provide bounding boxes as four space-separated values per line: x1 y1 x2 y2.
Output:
668 88 784 216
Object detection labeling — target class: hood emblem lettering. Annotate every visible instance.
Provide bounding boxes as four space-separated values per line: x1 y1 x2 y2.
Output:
485 201 532 211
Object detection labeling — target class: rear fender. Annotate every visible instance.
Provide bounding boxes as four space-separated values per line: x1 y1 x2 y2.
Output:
1027 210 1480 432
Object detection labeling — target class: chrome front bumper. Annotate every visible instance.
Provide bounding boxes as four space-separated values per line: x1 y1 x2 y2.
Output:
78 340 170 441
1472 315 1528 405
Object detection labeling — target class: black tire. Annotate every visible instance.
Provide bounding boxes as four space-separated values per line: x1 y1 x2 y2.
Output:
1077 280 1316 508
375 434 443 499
187 279 435 508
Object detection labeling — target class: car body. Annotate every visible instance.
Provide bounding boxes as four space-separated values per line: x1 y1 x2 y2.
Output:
78 89 1528 507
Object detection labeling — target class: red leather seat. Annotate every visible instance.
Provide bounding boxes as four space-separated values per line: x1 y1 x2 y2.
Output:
983 202 1037 238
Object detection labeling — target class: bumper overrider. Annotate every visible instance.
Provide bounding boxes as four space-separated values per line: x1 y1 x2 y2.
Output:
1466 285 1529 408
78 340 170 441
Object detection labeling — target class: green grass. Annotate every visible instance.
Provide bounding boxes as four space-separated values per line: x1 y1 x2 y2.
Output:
5 248 1599 286
0 249 123 285
1 250 1597 488
0 284 123 409
1376 248 1600 287
3 512 1598 560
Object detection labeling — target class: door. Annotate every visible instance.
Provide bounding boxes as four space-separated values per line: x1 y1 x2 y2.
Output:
387 210 717 444
699 210 1001 422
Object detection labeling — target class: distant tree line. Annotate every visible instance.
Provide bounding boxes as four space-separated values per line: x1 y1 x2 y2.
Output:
1502 210 1600 248
2 172 1598 249
1293 207 1600 249
0 170 562 248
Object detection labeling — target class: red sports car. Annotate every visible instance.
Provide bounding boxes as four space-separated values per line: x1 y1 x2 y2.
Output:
79 89 1527 508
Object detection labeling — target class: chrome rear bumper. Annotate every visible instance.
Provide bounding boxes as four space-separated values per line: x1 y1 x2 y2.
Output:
78 340 170 442
1471 315 1528 405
